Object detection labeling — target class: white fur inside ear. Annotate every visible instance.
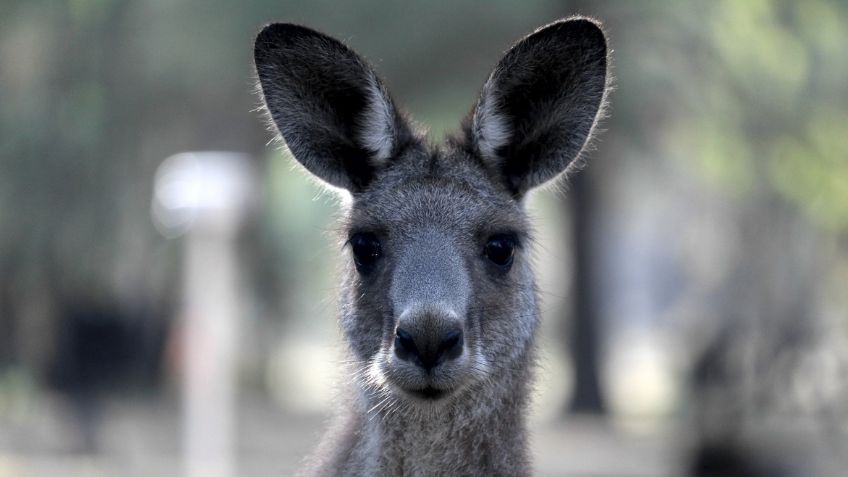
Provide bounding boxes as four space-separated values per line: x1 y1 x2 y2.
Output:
472 85 511 161
358 74 395 164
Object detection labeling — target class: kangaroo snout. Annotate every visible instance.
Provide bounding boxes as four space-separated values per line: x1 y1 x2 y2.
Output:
393 304 465 373
394 324 464 371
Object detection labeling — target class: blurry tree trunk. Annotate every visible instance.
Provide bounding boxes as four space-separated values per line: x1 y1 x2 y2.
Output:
560 0 608 418
566 166 607 415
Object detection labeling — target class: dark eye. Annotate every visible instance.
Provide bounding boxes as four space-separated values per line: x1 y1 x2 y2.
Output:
484 234 516 270
349 232 382 273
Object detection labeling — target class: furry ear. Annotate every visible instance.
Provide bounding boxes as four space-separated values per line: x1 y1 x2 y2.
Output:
254 23 411 192
466 17 609 196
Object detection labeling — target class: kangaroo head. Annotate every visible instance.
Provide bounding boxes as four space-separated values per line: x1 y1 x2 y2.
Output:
254 19 608 408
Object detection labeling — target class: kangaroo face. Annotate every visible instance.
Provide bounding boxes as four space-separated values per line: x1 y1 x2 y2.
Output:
340 151 537 403
254 19 608 408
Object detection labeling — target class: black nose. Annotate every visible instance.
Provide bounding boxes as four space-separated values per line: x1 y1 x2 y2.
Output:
394 327 463 371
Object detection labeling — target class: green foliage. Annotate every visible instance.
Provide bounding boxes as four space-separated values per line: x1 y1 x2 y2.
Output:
679 0 848 232
771 111 848 232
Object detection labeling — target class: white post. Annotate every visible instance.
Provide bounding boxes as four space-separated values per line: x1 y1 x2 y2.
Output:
152 152 254 477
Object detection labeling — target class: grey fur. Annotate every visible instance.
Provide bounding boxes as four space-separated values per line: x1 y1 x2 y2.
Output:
254 17 609 476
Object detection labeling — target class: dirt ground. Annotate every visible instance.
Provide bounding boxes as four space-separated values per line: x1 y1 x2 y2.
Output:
0 394 678 477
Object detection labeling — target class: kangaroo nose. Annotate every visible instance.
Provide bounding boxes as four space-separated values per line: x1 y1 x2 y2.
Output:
395 326 463 371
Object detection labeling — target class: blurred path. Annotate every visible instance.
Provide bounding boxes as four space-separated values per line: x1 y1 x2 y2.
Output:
0 395 674 476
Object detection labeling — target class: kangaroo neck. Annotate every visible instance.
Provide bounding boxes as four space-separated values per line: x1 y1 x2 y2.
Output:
358 363 533 476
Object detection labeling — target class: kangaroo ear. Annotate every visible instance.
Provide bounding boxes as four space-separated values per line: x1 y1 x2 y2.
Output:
467 18 609 196
254 24 410 192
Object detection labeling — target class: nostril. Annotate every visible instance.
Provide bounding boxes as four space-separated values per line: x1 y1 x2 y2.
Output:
439 329 464 361
394 326 463 370
394 327 418 362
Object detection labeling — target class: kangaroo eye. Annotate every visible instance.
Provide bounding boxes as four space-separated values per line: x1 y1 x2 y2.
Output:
484 234 516 270
349 232 382 273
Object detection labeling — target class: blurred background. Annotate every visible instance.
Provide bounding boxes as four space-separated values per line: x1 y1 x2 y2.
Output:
1 0 847 475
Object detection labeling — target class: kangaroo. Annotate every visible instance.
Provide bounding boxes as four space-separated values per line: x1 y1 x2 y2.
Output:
254 17 609 476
